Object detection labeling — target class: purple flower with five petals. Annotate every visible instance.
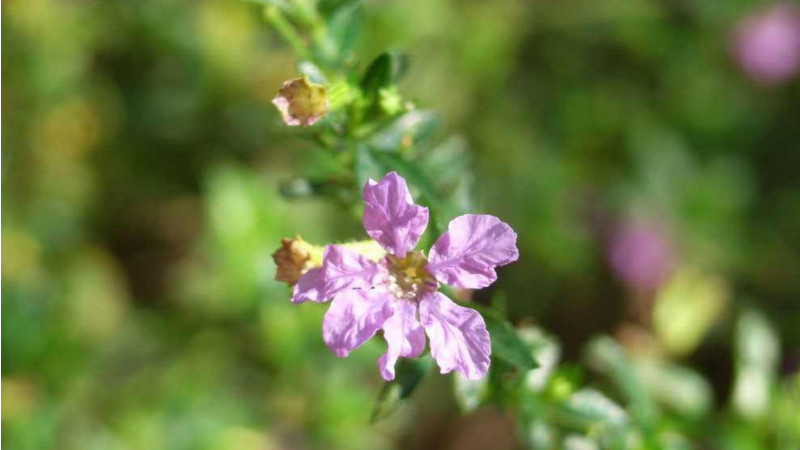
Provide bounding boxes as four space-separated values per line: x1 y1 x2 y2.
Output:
292 172 519 381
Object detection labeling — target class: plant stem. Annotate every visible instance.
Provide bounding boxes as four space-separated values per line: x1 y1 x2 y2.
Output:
264 6 309 60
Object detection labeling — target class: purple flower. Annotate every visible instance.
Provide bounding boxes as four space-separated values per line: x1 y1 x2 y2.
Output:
292 172 519 381
608 219 674 292
733 3 800 86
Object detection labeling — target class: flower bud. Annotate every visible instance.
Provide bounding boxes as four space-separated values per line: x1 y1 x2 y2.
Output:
272 237 324 285
272 76 329 126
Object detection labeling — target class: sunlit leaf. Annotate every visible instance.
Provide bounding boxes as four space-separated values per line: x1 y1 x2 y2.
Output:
653 268 730 356
636 358 713 420
585 336 658 429
732 309 779 420
365 110 440 152
519 327 561 393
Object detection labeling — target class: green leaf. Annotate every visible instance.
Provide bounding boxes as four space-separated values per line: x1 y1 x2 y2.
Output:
559 388 629 428
360 52 408 99
518 326 561 393
653 268 729 356
585 336 659 429
732 308 779 420
468 304 539 372
636 358 713 420
365 110 441 153
326 1 364 56
317 0 358 17
556 389 638 450
297 61 328 84
371 357 433 422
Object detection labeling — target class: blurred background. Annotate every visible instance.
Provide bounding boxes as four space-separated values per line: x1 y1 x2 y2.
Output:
3 0 800 448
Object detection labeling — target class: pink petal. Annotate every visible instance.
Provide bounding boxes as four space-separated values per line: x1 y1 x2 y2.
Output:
419 292 491 380
292 267 326 303
427 214 519 289
362 172 429 258
292 245 383 303
378 300 426 381
323 289 393 357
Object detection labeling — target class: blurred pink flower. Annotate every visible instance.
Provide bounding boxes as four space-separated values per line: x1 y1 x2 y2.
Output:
292 172 519 381
733 3 800 86
609 220 674 292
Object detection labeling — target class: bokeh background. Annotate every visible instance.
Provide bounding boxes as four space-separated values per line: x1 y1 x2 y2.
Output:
3 0 800 448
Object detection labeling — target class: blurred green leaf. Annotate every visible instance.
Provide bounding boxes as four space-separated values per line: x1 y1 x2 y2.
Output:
636 358 713 420
556 389 642 450
298 61 328 84
364 110 441 152
559 388 629 428
585 336 658 430
371 357 433 422
326 1 364 56
519 327 561 393
653 268 730 356
732 309 780 420
317 0 358 17
360 52 408 101
453 372 488 412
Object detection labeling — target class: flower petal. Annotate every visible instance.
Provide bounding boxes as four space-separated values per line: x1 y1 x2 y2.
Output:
292 267 326 303
427 214 519 289
323 289 393 357
362 172 429 258
291 245 383 303
419 291 491 380
378 300 426 381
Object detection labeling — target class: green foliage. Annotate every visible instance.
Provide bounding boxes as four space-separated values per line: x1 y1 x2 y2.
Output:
3 0 799 448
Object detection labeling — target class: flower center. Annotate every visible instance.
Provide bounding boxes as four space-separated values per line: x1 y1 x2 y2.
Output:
384 251 436 301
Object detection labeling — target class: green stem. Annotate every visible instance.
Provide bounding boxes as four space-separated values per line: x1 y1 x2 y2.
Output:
264 6 309 60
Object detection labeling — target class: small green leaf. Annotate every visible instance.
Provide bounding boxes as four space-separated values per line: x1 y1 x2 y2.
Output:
732 308 779 420
365 110 441 153
317 0 358 17
585 336 659 429
561 388 629 426
556 389 637 450
636 358 713 420
360 52 408 99
519 326 561 393
326 1 364 56
371 357 433 422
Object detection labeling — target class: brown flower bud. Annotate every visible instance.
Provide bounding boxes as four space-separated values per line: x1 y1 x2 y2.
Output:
272 237 324 286
271 76 329 126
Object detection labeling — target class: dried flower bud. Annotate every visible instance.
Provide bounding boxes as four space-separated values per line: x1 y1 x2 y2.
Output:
271 76 329 126
272 237 324 285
